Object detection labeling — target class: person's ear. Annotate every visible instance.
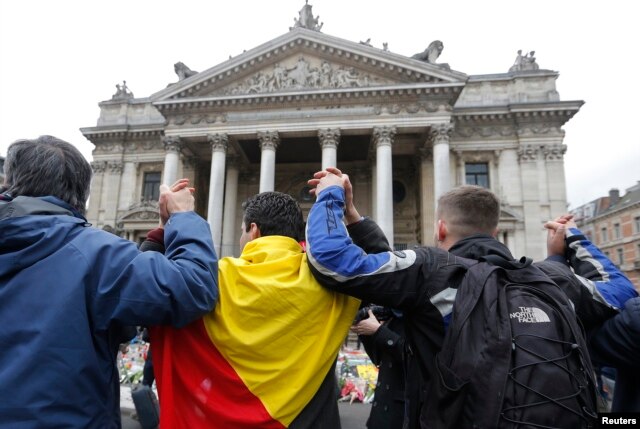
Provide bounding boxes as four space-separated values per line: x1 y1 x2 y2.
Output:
491 227 499 238
249 222 262 240
437 219 448 242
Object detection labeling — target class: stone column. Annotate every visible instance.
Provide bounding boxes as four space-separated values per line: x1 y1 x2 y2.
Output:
518 144 544 260
544 143 568 219
318 128 340 170
257 131 280 193
104 160 123 227
491 150 501 195
87 161 107 224
162 136 182 186
118 161 138 210
430 123 454 202
455 150 465 186
372 126 396 248
419 146 435 246
207 133 228 256
221 156 240 257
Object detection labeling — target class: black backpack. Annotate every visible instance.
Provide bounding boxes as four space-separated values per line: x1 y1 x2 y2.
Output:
425 255 597 429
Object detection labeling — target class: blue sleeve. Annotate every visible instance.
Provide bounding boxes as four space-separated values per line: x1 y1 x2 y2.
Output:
306 186 434 310
566 227 637 310
87 211 218 328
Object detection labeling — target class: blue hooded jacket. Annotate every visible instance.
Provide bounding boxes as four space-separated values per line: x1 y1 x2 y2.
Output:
0 195 218 428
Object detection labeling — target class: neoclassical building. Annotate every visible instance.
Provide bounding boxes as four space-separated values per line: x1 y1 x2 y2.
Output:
81 3 582 259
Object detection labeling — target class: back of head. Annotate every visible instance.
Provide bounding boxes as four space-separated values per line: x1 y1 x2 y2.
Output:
3 136 92 215
437 185 500 238
242 192 304 241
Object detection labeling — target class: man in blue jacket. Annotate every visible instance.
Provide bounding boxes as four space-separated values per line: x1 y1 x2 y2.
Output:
0 136 218 428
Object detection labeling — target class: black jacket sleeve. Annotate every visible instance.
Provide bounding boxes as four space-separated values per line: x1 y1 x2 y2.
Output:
589 297 640 369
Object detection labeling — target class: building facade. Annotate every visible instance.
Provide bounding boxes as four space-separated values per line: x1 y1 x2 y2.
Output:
571 184 640 289
81 4 582 259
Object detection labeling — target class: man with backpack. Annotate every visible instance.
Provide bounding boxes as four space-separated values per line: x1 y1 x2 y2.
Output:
305 168 636 428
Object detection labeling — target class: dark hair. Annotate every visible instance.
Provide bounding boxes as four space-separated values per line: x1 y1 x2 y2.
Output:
242 192 304 241
437 185 500 237
4 135 92 215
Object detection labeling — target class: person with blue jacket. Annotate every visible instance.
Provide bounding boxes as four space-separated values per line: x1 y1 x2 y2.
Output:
0 136 219 428
305 167 636 428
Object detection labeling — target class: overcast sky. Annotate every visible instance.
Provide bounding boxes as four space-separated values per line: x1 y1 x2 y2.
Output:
1 0 638 208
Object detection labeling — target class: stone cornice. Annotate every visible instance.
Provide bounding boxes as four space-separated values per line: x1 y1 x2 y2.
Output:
80 126 164 144
452 102 582 139
153 82 464 112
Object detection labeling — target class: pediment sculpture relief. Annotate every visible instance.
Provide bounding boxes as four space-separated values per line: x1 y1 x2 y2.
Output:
222 57 378 95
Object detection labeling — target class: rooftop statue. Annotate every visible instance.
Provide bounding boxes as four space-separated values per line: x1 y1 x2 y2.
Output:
111 80 133 101
290 1 323 31
411 40 450 70
411 40 444 64
174 62 198 80
509 50 540 72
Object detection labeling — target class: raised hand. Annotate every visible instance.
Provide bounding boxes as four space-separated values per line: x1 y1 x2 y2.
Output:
159 179 195 226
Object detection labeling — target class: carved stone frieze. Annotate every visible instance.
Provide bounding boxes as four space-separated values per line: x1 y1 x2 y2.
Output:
91 161 107 173
170 113 227 126
93 142 124 154
128 199 160 211
318 128 340 148
208 133 229 153
374 101 447 116
142 140 164 151
258 131 280 150
518 143 566 162
455 125 516 138
517 124 564 136
372 126 397 147
542 143 567 161
221 57 379 95
517 144 541 162
163 136 182 153
108 161 123 174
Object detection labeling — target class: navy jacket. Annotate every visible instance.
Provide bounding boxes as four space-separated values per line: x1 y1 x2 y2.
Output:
590 297 640 411
0 196 218 428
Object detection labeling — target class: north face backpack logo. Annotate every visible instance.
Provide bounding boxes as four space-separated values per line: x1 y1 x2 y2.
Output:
509 306 551 323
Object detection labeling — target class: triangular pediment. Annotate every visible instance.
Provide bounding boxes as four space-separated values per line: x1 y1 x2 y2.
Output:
152 28 467 102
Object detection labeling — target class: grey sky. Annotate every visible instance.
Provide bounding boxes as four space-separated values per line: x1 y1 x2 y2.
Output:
1 0 638 208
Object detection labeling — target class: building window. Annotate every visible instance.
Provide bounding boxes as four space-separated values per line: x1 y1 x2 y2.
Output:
614 223 621 239
142 172 161 201
635 216 640 233
465 163 489 188
393 180 406 203
601 227 608 243
617 248 624 266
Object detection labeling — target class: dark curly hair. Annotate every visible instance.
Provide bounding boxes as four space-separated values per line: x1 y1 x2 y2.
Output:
242 192 304 241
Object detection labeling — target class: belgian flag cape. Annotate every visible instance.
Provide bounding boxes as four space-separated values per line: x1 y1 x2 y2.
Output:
151 236 360 428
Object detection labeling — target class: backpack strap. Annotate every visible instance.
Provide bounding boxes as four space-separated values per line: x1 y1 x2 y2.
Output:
480 254 532 270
